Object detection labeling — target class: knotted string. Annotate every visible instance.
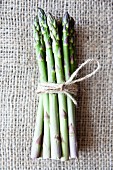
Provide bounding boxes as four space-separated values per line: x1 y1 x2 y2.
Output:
37 59 100 105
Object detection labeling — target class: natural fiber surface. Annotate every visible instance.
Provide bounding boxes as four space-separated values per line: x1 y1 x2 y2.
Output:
0 0 112 169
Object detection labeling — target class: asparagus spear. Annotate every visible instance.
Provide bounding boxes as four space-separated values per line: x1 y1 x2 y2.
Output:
38 8 61 159
31 18 50 159
47 13 69 161
62 13 77 158
69 17 78 158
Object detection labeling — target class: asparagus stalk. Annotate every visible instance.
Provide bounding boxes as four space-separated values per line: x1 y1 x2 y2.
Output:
38 8 61 159
69 17 78 158
31 18 50 159
62 13 78 158
47 13 69 161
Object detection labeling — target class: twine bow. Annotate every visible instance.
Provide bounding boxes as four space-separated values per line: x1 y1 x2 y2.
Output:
37 59 100 105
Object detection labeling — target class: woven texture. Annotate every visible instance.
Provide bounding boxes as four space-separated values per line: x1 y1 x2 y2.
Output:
0 0 112 169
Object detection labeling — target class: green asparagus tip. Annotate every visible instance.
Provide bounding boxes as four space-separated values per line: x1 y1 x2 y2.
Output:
63 12 70 24
38 7 44 14
38 8 46 20
47 13 56 28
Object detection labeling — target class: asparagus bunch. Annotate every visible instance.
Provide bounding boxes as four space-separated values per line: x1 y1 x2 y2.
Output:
31 8 78 160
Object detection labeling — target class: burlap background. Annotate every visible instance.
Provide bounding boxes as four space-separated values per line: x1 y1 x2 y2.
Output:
0 0 112 169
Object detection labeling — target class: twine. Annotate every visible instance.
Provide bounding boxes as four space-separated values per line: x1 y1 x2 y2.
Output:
37 59 100 105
